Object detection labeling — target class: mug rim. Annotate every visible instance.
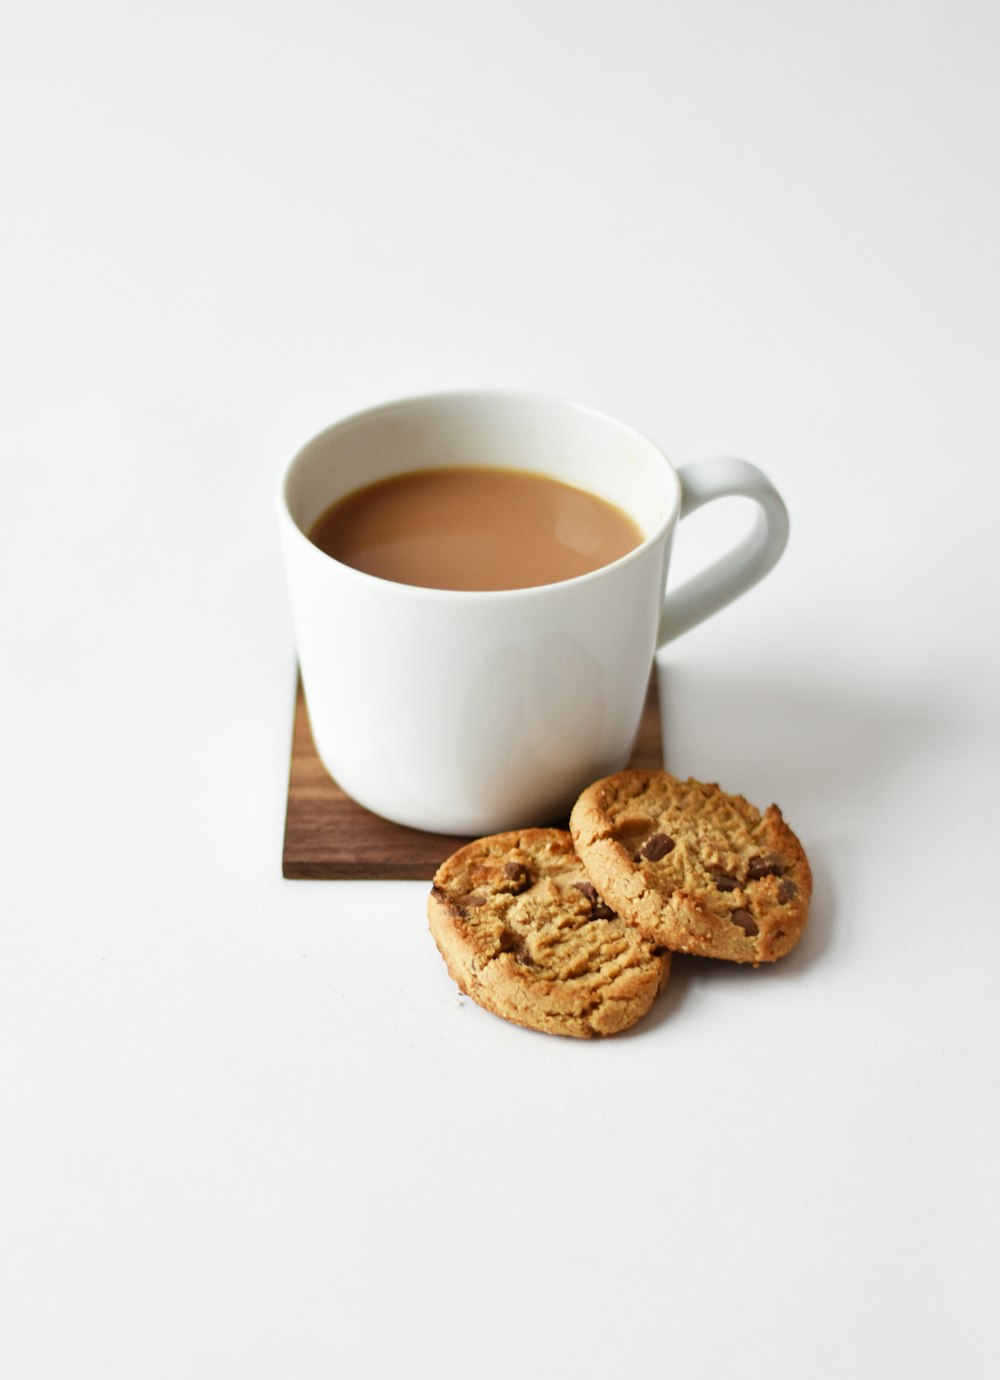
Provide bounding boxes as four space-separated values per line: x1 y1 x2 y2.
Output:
277 388 682 602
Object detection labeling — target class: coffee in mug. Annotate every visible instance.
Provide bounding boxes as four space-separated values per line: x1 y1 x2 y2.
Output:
307 466 643 592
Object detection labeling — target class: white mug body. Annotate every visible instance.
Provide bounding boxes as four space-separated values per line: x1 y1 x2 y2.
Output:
279 392 681 834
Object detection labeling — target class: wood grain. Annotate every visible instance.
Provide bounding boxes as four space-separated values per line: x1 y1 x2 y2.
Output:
281 670 663 880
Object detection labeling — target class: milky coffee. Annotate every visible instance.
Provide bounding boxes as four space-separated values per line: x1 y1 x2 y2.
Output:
308 465 643 592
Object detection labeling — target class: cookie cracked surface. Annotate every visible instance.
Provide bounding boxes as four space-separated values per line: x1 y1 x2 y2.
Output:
570 771 811 964
428 829 670 1038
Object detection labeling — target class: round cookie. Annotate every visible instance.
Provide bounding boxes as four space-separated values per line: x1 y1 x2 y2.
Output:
428 829 670 1038
570 770 811 964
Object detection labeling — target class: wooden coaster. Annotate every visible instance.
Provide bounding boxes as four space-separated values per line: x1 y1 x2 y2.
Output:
282 670 663 880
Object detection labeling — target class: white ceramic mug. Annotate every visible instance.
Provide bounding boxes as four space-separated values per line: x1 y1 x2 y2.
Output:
278 391 788 835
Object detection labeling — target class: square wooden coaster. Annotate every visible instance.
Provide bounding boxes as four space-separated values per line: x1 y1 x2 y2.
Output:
282 670 663 880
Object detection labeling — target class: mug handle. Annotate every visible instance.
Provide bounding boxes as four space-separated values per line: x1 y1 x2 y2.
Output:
657 456 790 646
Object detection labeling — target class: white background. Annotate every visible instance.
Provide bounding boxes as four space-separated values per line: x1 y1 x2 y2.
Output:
2 2 998 1377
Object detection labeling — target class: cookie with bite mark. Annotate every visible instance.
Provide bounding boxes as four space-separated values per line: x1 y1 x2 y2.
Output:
428 829 670 1038
569 771 811 964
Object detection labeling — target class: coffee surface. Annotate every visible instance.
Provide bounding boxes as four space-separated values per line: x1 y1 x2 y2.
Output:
307 466 643 591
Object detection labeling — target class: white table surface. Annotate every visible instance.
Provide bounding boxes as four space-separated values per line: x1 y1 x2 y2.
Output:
3 3 998 1376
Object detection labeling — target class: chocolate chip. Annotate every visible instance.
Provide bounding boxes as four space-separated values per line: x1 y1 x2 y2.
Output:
729 908 758 936
777 880 798 903
709 870 739 892
573 881 617 921
462 893 487 908
747 853 785 881
637 832 675 862
501 860 531 893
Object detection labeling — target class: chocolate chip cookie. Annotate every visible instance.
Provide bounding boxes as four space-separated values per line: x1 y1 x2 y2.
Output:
570 771 811 964
428 829 671 1038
